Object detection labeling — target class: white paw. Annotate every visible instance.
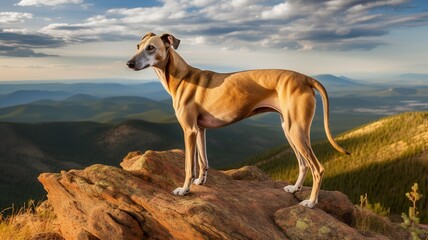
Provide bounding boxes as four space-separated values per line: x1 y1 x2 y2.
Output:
284 185 299 193
172 187 190 196
193 178 206 185
299 199 316 208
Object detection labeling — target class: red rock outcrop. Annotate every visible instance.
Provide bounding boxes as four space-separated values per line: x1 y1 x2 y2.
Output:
38 149 399 239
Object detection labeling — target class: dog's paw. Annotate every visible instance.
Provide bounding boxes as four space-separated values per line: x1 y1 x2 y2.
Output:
284 185 299 193
299 199 316 208
172 187 190 196
193 178 206 185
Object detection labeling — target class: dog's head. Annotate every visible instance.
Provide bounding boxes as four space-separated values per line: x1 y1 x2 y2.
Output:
126 32 180 71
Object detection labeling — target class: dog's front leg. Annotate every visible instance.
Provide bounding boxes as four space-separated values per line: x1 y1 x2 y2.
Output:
172 125 197 196
194 128 208 185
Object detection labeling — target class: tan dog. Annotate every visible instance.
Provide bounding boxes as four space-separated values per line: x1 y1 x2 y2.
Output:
127 32 350 208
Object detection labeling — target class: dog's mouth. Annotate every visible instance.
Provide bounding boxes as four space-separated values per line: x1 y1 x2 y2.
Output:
139 64 150 70
134 64 150 71
127 60 150 71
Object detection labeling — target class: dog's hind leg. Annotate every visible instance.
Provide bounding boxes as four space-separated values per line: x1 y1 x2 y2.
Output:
281 93 324 208
194 128 209 185
282 119 308 194
291 134 324 208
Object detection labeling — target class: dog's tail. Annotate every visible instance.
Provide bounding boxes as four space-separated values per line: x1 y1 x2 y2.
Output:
310 77 351 155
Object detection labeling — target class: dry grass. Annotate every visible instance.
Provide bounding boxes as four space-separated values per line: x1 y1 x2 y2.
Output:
339 119 384 139
0 200 62 240
354 206 410 239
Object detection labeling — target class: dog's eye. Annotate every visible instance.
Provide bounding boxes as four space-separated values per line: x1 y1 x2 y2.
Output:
137 44 140 50
146 45 155 51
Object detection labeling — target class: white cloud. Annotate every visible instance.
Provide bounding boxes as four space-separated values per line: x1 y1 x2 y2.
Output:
37 0 428 51
190 0 216 7
16 0 83 7
261 2 290 20
2 28 29 33
0 26 65 57
0 12 33 24
347 0 408 14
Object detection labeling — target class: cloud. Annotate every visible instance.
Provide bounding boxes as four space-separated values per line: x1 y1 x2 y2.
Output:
35 0 428 51
16 0 83 6
0 29 64 57
0 47 57 57
261 2 290 19
0 12 33 23
0 64 46 68
0 30 64 47
2 28 29 34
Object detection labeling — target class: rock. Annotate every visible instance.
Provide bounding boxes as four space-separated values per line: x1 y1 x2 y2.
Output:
275 205 366 240
38 165 163 240
223 165 270 181
120 149 185 189
295 188 356 225
38 149 396 240
29 232 64 240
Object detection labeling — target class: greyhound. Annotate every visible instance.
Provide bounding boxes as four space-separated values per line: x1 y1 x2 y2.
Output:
126 32 350 208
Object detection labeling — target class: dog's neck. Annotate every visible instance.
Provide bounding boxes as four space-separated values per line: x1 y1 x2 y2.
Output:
153 48 192 97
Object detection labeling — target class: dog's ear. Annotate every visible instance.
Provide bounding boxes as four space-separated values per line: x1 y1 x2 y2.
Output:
142 32 156 40
161 33 180 50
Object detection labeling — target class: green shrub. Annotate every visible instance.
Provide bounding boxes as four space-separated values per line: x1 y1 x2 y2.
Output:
401 183 427 240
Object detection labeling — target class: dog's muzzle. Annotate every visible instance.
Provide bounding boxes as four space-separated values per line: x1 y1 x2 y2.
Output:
126 60 150 71
126 60 136 69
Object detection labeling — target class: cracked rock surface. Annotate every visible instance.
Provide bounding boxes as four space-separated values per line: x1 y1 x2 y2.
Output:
39 149 398 240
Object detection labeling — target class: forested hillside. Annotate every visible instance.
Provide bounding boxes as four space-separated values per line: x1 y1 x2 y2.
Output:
242 112 428 222
0 118 285 209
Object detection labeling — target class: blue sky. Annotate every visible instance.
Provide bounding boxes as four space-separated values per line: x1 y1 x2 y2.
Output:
0 0 427 82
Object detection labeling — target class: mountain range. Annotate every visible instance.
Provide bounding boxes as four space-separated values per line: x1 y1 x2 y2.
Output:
1 75 427 107
0 81 169 108
0 95 175 123
0 75 427 140
0 74 427 222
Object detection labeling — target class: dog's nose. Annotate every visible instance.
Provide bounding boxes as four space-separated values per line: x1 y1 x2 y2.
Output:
126 60 136 69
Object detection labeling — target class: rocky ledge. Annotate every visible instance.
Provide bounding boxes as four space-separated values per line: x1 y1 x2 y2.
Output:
38 149 407 240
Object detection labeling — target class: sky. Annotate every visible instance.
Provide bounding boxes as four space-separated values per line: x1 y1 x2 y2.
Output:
0 0 428 82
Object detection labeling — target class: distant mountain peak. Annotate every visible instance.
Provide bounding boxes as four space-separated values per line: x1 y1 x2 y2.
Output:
0 90 73 108
313 74 361 85
64 94 99 102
